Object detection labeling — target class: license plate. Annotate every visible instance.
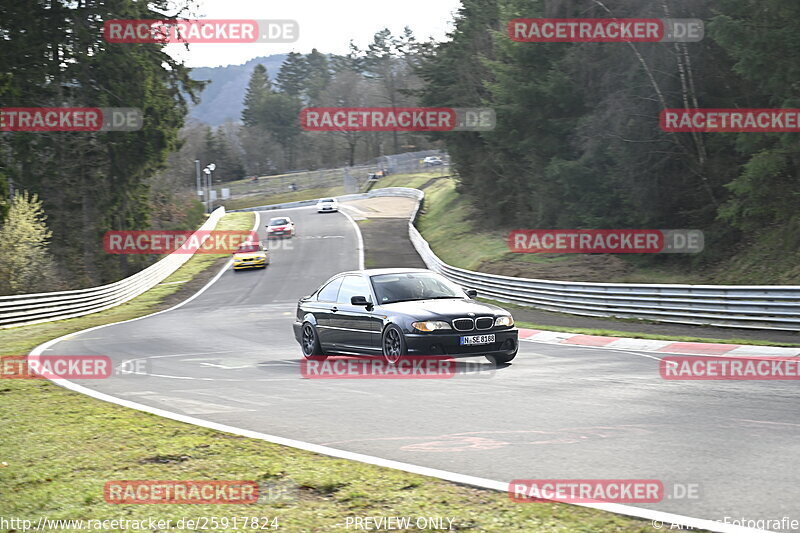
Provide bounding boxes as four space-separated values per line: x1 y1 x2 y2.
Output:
460 334 495 346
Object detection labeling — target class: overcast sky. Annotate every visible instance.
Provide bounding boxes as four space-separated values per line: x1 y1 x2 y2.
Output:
163 0 462 67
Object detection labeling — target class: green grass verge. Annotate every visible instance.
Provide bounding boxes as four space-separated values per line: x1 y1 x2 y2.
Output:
220 185 345 211
0 207 660 532
0 378 658 532
412 178 800 285
416 178 513 270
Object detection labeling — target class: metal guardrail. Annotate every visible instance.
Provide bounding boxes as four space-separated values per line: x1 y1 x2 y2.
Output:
182 187 800 331
380 188 800 332
0 207 227 329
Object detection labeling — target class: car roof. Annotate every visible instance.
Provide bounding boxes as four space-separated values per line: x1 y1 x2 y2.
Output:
268 217 290 223
333 268 434 278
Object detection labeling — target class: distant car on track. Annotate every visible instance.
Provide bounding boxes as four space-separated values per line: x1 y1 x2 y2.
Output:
293 268 518 365
316 198 338 213
232 241 269 270
423 156 444 167
266 216 295 238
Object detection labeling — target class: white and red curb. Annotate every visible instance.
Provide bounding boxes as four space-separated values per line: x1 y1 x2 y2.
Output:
518 328 800 357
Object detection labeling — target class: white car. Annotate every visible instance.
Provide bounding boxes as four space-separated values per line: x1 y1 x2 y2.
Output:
423 156 444 167
316 198 338 213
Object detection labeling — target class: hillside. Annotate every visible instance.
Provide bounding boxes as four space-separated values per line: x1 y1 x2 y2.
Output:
388 176 800 286
187 54 287 126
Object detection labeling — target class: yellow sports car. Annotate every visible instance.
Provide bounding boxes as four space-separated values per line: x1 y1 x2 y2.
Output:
232 241 269 270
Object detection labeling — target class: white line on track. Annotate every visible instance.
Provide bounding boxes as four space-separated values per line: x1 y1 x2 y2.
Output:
27 209 764 533
339 208 365 270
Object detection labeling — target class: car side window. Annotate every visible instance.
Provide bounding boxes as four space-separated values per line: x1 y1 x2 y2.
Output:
337 276 372 304
316 277 343 302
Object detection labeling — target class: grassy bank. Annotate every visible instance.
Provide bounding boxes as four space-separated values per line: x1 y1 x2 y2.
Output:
0 376 657 532
411 178 800 284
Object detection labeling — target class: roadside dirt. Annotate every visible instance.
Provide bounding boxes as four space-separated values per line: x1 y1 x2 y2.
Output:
478 255 634 282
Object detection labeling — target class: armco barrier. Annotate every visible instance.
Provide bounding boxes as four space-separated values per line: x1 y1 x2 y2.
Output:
399 191 800 331
0 207 227 329
234 186 800 331
17 188 796 332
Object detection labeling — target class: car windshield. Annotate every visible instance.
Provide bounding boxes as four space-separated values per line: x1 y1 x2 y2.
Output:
269 218 288 225
320 198 335 202
370 272 463 304
236 243 262 253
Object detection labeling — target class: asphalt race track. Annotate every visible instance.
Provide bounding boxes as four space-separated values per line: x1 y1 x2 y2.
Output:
40 206 800 530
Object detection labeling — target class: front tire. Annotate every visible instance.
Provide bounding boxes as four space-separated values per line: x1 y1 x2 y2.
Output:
485 350 517 365
381 325 407 365
301 322 326 360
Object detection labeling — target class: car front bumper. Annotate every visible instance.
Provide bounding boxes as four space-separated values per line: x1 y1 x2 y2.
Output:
403 328 518 358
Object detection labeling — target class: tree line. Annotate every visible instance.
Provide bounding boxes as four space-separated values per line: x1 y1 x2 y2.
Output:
0 0 204 293
417 0 800 267
2 0 797 294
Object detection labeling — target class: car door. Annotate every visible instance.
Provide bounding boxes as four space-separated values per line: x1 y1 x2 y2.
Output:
331 275 381 353
310 276 343 349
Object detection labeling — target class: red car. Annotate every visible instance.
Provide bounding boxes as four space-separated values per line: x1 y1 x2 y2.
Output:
266 217 296 238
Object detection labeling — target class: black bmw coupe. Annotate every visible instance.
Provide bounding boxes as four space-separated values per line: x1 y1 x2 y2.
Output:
293 268 519 365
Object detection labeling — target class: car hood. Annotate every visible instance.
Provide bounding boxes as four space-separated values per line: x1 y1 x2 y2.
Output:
381 298 508 319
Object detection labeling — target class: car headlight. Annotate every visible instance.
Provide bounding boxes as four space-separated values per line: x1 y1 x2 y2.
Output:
494 315 514 327
411 320 452 332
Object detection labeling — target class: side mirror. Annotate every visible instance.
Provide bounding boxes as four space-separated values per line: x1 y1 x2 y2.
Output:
351 295 370 306
465 289 478 298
